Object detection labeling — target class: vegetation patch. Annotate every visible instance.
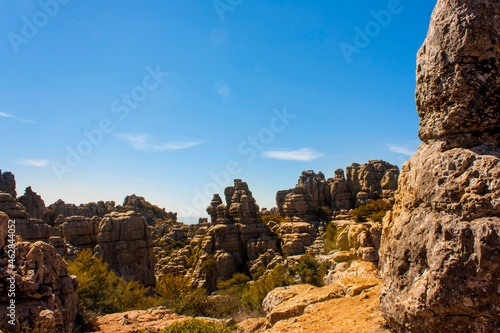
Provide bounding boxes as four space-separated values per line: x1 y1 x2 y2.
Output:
68 249 154 315
350 199 392 222
161 319 237 333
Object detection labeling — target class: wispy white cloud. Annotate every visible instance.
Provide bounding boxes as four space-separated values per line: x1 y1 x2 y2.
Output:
0 112 35 124
262 148 324 162
387 144 416 156
214 80 230 98
18 159 50 167
114 133 204 152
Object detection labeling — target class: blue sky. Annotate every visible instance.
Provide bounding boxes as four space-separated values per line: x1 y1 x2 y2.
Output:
0 0 435 223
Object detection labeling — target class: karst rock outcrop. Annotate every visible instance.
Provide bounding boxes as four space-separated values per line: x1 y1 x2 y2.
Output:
188 180 279 291
277 161 399 221
0 170 16 198
0 212 79 332
18 186 46 220
95 211 156 286
380 0 500 332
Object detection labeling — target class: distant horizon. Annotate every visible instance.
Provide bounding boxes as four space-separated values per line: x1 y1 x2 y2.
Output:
1 1 434 221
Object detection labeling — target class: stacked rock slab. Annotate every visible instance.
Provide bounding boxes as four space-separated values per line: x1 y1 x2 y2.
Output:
380 1 500 332
18 186 46 220
0 170 16 198
191 180 278 291
276 161 399 220
0 212 79 332
95 211 156 286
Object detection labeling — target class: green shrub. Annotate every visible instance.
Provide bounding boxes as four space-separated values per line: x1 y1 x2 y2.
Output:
217 273 250 294
156 273 191 308
261 214 286 224
241 265 294 312
161 319 236 333
68 248 154 314
316 206 332 220
350 199 392 222
201 255 217 274
172 288 211 317
289 254 327 287
323 223 345 253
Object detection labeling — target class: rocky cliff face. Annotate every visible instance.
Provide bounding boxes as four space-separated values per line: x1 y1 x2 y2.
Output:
277 161 399 221
0 212 79 332
380 1 500 332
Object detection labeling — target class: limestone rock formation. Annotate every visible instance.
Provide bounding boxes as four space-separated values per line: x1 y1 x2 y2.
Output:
415 0 500 142
380 1 500 331
44 199 117 225
95 211 156 286
0 212 79 332
0 192 58 242
189 180 278 291
122 194 177 224
276 161 399 220
57 215 101 249
18 186 46 220
282 187 317 222
0 170 16 198
278 222 317 256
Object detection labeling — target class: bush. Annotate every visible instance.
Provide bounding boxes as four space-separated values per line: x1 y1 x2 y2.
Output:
261 214 286 224
316 206 332 220
350 199 392 222
68 248 154 314
289 254 327 287
323 223 345 253
217 273 250 294
241 265 294 312
156 273 191 308
161 319 236 333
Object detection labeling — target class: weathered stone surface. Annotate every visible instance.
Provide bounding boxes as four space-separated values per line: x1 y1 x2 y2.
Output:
95 211 156 286
18 186 46 220
282 187 317 222
267 285 387 333
266 277 379 328
278 222 317 256
380 142 500 332
58 215 101 248
0 192 59 242
122 194 177 224
416 0 500 142
45 199 117 225
276 162 399 220
96 308 227 333
190 180 278 291
0 212 79 332
0 170 16 198
262 284 317 315
380 1 500 331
